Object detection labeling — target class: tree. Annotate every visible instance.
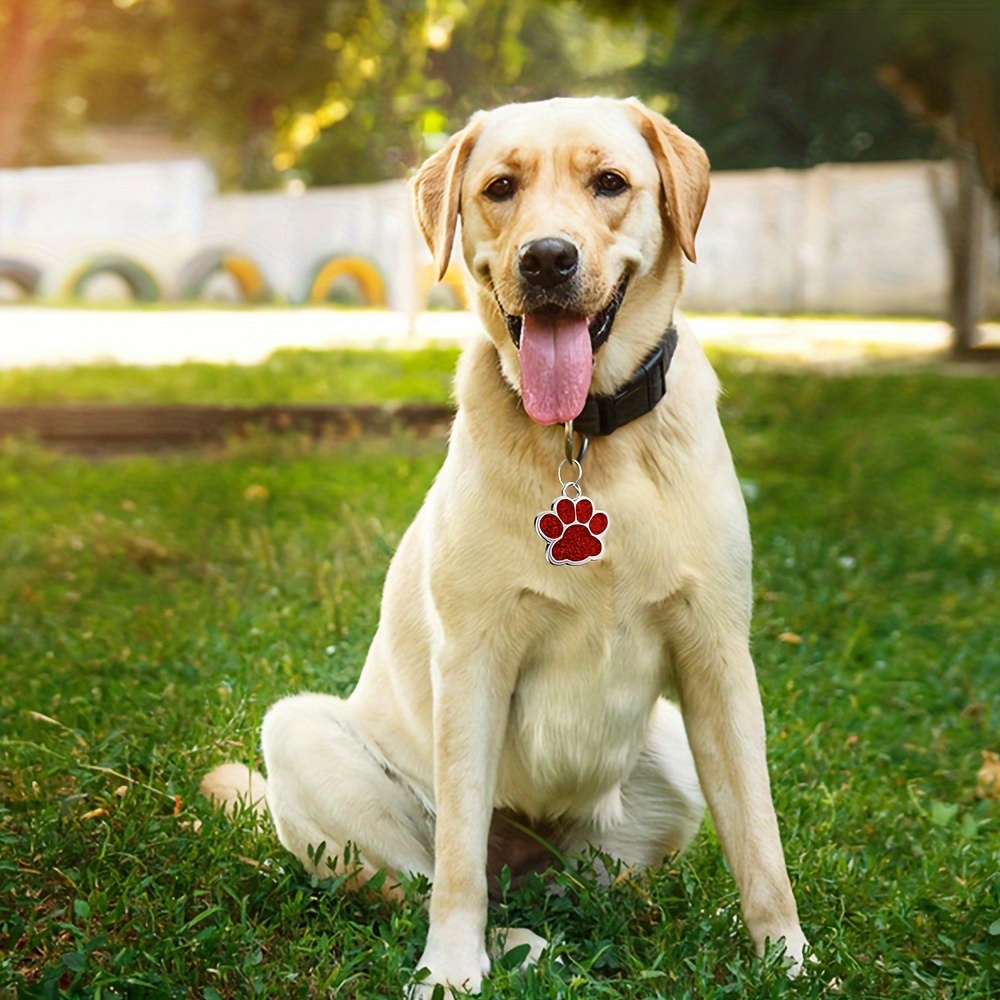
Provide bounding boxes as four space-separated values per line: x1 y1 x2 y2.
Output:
0 0 412 186
155 0 337 188
0 0 121 168
272 0 436 188
617 16 938 172
578 0 1000 352
1 0 639 186
286 0 649 187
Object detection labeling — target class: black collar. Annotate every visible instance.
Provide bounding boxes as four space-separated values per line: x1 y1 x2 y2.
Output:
571 324 678 437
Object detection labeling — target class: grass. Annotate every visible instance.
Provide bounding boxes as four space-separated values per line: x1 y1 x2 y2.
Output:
1 349 998 998
0 347 460 406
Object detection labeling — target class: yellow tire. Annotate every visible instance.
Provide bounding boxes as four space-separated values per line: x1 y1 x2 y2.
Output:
221 254 268 301
177 248 271 303
309 256 386 307
418 263 467 310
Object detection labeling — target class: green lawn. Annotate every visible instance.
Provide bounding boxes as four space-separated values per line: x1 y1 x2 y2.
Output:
1 351 998 998
0 347 460 406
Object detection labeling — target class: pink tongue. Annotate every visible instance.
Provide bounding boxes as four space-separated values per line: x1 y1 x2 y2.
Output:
519 312 593 424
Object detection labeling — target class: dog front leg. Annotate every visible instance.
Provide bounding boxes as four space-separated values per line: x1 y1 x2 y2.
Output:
671 632 808 971
411 646 511 998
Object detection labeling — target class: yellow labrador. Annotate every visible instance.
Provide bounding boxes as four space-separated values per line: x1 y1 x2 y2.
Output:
203 96 808 995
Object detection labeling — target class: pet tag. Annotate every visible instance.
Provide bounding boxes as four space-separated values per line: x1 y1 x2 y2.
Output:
534 423 608 567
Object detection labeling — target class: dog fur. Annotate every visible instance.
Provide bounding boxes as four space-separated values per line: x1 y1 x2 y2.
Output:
203 96 808 996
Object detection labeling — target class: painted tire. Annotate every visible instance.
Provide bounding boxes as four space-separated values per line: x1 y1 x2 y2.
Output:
0 258 43 298
308 256 386 307
65 255 161 302
419 262 467 309
177 248 271 303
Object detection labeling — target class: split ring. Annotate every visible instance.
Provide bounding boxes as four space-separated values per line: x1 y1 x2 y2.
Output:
557 458 583 488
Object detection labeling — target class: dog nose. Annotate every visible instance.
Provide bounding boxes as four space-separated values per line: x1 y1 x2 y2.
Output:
518 238 579 288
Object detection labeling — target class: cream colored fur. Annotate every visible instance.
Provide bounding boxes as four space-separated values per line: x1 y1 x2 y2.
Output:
203 96 808 996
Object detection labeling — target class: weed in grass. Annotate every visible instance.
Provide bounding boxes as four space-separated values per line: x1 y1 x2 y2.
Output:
1 352 998 997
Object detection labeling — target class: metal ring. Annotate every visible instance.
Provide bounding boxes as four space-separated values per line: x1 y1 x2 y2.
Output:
558 458 583 487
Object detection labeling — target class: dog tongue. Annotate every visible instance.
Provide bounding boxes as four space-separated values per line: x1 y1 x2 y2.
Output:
519 312 593 425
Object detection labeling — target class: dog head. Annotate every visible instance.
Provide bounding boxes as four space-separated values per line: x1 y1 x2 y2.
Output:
411 97 709 423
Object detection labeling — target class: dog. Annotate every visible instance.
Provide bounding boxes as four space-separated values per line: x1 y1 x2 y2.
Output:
202 96 809 995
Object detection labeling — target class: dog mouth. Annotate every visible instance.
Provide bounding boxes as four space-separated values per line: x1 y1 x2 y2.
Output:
496 275 630 426
500 275 629 353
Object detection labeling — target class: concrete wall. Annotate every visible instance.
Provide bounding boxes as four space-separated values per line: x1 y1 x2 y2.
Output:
683 160 1000 316
203 181 420 308
0 160 427 308
0 160 216 298
0 156 996 316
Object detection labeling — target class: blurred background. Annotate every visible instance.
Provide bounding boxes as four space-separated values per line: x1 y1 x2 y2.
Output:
0 0 998 358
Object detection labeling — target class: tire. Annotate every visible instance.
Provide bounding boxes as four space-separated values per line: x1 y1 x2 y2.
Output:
308 256 386 307
64 255 161 303
418 262 467 310
176 248 272 303
0 258 43 298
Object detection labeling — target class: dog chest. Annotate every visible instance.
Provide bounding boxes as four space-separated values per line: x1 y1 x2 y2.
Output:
498 604 664 820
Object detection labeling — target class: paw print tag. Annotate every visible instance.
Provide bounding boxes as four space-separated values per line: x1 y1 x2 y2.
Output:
534 425 608 567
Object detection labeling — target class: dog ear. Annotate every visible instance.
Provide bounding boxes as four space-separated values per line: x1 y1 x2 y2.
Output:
410 119 482 281
625 98 710 263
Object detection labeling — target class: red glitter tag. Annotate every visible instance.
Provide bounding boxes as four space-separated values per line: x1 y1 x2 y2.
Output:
535 492 609 566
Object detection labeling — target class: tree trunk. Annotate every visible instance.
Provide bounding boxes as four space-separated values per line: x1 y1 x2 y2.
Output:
947 145 986 355
954 62 1000 200
879 55 997 355
0 0 48 167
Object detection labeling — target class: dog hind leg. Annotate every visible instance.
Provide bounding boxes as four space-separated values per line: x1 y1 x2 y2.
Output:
561 698 705 869
200 761 268 817
261 693 435 897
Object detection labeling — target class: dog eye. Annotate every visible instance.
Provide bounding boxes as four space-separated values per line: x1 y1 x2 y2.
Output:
484 176 516 201
594 171 628 196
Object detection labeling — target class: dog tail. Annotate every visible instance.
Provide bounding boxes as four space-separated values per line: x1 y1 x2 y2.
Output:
199 762 268 817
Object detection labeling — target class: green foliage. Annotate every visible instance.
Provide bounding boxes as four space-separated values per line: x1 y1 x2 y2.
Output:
1 350 998 996
4 0 651 185
281 0 437 187
582 0 999 178
9 0 969 184
155 0 336 189
621 16 938 170
285 1 650 187
0 0 156 168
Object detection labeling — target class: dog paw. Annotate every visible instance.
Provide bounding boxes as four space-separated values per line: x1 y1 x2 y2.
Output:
406 980 479 1000
770 929 814 979
406 968 483 999
786 948 819 979
198 762 268 819
408 938 488 998
535 496 608 565
487 926 548 969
